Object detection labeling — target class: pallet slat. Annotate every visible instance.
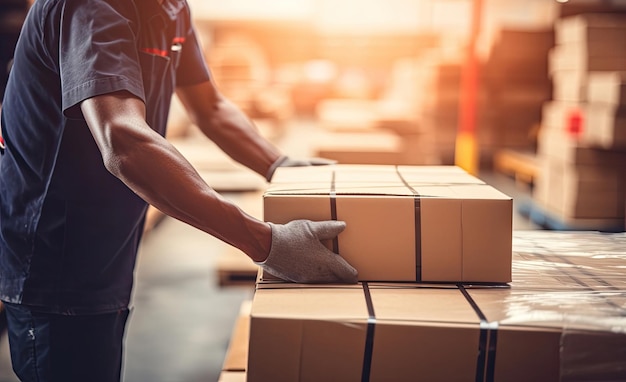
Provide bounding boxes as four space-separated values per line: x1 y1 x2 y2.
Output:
493 149 539 188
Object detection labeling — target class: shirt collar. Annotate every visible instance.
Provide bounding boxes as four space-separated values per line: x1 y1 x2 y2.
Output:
137 0 185 22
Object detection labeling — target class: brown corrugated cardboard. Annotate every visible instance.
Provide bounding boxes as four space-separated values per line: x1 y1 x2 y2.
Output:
555 13 626 48
587 71 626 106
537 125 626 166
248 284 485 382
248 232 626 382
541 100 584 132
552 70 587 102
264 165 512 283
585 103 626 148
549 70 626 119
549 44 626 73
311 131 405 165
535 158 625 219
540 101 626 150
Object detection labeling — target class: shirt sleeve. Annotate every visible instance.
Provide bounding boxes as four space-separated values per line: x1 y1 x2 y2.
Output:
58 0 145 118
175 7 211 87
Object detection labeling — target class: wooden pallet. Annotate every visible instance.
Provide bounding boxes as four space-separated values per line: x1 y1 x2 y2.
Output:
518 199 625 232
219 300 251 382
493 149 539 188
215 248 259 287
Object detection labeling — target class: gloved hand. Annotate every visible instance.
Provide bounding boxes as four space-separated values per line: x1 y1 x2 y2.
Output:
265 155 337 181
256 220 358 284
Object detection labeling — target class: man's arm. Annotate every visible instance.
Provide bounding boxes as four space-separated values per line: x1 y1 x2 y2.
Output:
81 90 358 284
175 80 282 178
80 91 271 262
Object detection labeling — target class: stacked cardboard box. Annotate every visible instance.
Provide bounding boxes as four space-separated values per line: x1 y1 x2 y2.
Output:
536 14 626 228
480 28 554 164
413 28 553 167
246 231 626 382
413 56 466 165
264 165 512 283
311 58 441 166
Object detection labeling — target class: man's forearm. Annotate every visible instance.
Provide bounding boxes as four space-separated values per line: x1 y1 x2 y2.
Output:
81 92 271 262
176 82 283 177
197 96 282 177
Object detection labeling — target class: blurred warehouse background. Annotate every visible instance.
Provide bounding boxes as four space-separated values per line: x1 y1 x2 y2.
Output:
1 0 625 381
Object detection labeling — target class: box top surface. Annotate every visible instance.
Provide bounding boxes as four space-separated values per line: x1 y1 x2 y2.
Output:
265 165 510 200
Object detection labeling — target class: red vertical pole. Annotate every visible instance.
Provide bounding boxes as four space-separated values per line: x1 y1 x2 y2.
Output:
455 0 483 175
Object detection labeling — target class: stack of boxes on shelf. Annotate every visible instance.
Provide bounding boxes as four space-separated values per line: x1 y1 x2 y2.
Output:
311 26 555 169
412 28 553 167
536 13 626 230
412 56 466 165
480 29 554 162
223 166 626 382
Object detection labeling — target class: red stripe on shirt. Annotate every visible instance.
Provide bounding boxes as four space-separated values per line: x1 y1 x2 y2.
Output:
141 47 168 56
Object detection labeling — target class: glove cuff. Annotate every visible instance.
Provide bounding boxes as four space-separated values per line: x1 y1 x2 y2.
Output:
265 155 289 182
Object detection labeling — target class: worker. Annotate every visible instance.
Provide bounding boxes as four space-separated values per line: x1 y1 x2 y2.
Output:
0 0 358 381
0 0 29 101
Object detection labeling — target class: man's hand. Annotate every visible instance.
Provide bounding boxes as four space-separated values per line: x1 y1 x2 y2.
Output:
265 155 337 181
257 220 358 284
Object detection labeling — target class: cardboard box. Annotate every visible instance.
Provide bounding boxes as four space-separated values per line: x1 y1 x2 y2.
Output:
552 70 587 102
537 125 626 166
541 100 584 132
264 165 512 283
552 71 626 105
248 236 626 382
541 100 626 149
585 103 626 148
587 71 626 106
549 44 626 73
555 14 626 50
535 159 625 219
311 131 406 165
314 129 441 166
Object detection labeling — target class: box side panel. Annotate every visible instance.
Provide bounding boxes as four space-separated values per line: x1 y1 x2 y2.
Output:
300 320 367 382
370 323 479 382
462 199 513 283
337 196 416 281
420 198 463 282
247 317 302 382
495 327 561 382
560 329 626 381
263 195 331 224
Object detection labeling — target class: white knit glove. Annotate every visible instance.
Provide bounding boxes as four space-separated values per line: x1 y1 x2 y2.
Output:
257 220 358 284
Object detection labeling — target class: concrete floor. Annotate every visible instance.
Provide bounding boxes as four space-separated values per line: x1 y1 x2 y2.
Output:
0 119 539 382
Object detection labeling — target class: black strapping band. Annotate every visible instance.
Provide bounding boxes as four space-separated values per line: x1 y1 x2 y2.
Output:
551 253 625 313
361 282 376 382
330 170 339 254
458 284 498 382
395 166 422 282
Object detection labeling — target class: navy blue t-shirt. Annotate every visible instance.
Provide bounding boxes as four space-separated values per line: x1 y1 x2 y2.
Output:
0 0 211 314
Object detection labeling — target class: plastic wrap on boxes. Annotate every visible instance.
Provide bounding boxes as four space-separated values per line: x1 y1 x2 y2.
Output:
248 231 626 382
500 231 626 380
